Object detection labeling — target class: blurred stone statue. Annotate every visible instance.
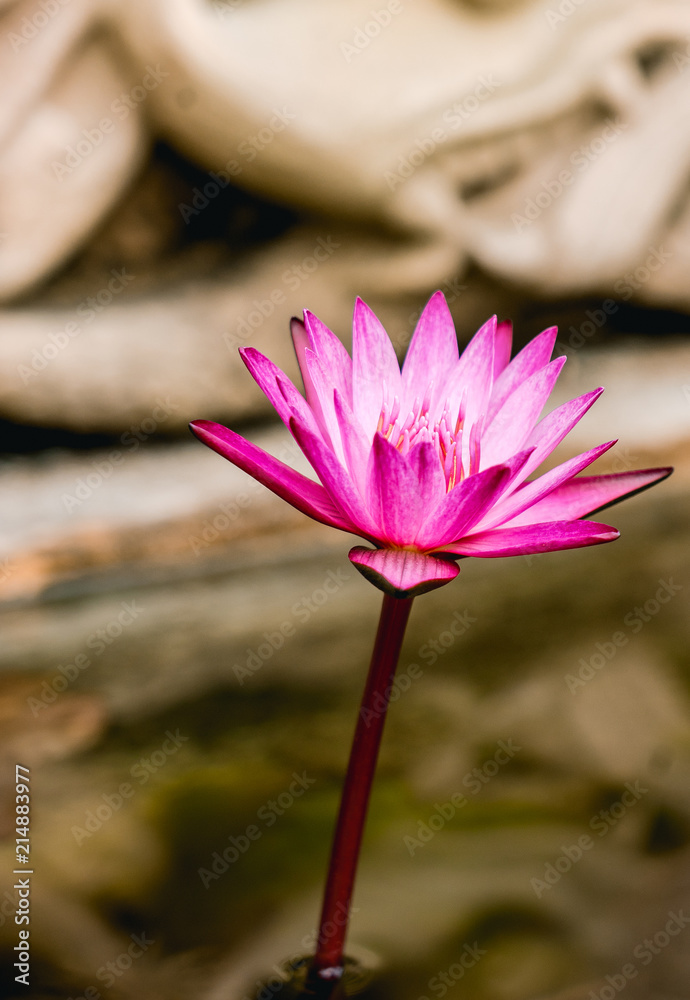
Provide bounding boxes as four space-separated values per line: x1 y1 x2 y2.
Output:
2 0 690 430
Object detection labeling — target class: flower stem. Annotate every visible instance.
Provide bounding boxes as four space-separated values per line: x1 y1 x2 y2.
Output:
305 593 414 996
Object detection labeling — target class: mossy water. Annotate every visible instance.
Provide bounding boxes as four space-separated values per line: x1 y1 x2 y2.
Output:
1 485 688 1000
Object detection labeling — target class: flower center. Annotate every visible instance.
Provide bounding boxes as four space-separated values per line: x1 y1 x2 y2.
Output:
376 387 480 491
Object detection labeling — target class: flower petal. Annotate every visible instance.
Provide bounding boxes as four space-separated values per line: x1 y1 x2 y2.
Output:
516 387 605 482
333 388 372 492
352 297 402 435
301 347 347 460
493 320 513 380
366 433 444 545
239 347 299 427
290 317 335 446
289 417 379 537
302 310 353 403
417 449 533 549
477 439 617 531
444 520 619 557
349 546 459 598
480 356 566 468
240 347 322 443
486 325 558 425
189 420 357 533
506 467 673 526
402 290 459 398
443 315 496 429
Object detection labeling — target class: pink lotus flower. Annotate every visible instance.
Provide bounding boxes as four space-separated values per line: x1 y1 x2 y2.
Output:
191 293 671 598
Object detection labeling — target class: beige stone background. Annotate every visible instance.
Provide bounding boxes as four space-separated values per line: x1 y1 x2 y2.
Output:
1 0 690 998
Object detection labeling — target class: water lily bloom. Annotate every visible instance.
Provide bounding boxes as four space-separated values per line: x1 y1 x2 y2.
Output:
191 293 671 598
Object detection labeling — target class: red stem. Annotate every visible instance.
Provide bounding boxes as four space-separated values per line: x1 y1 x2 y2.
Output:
306 593 414 994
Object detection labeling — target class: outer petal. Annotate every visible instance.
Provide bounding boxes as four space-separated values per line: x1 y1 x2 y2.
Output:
443 520 619 557
402 290 459 399
476 439 617 531
416 450 533 549
301 310 353 403
493 320 513 380
516 387 604 482
302 347 346 460
240 348 322 443
189 420 358 533
240 347 302 428
290 318 339 450
486 325 558 425
506 467 673 526
333 388 372 491
349 546 459 598
352 297 402 434
443 315 496 429
480 356 566 468
366 433 444 545
289 417 380 538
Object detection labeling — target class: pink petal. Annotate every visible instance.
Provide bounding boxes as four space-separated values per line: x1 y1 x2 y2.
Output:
506 467 673 526
478 440 617 531
239 347 301 428
486 325 558 425
516 387 605 482
481 356 566 468
189 420 357 533
289 417 379 538
493 320 513 380
302 347 346 459
240 347 322 444
352 298 402 435
290 317 331 440
302 310 353 403
444 315 496 428
443 520 620 557
417 450 533 549
402 291 459 398
333 388 372 492
349 546 459 598
366 434 444 545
